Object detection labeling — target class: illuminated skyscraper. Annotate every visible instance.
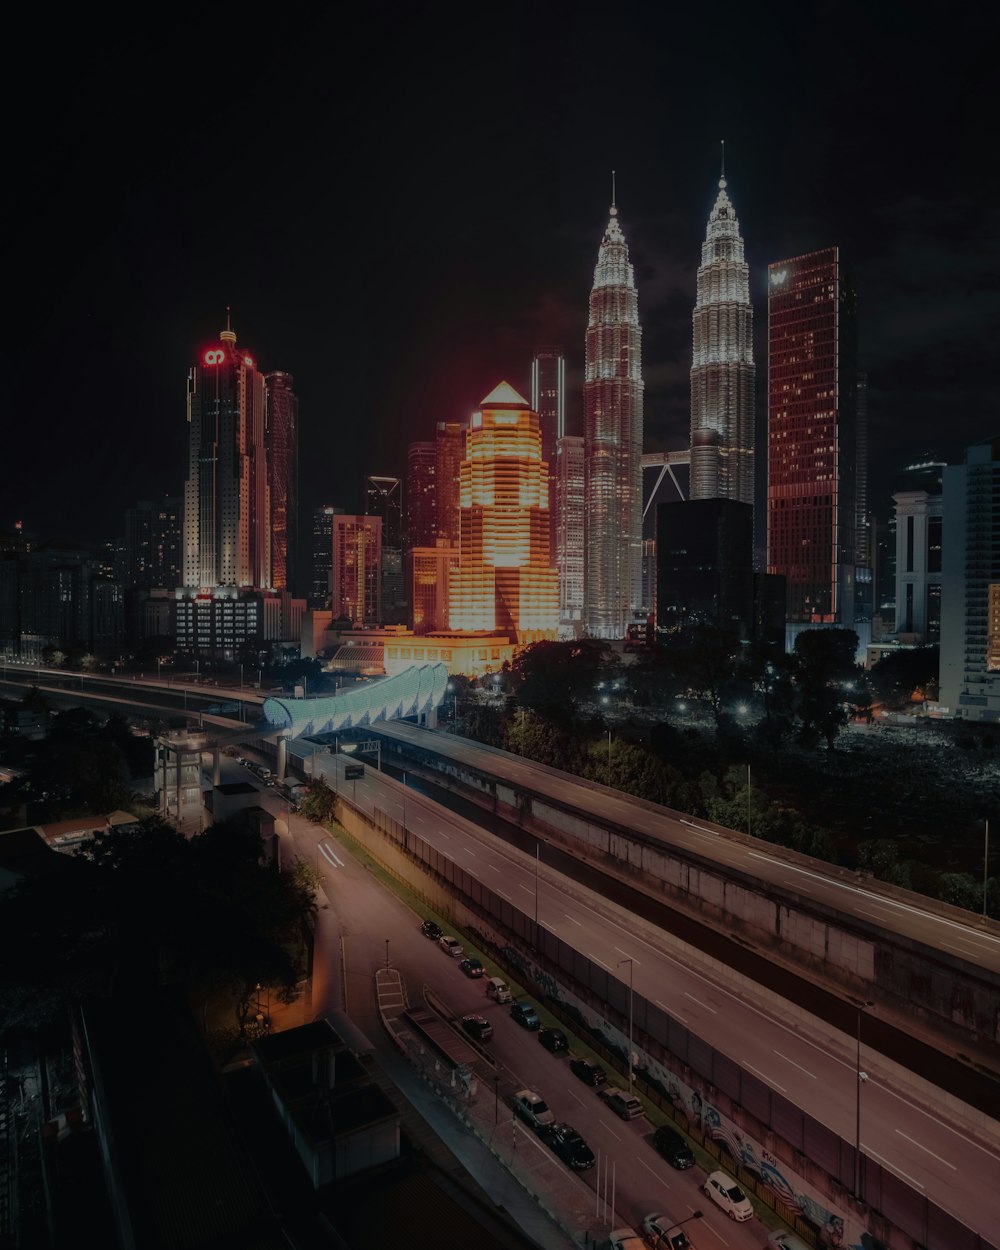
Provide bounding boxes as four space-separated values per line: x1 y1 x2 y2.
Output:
365 475 405 623
309 504 342 608
531 348 565 563
689 163 755 505
406 441 436 549
767 248 858 626
183 317 270 590
450 382 557 641
556 434 585 628
434 421 467 546
332 514 382 625
584 200 643 638
265 370 298 594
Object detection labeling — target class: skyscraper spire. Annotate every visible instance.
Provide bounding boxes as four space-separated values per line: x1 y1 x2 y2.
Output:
689 156 755 506
611 168 616 209
584 198 644 638
221 305 237 344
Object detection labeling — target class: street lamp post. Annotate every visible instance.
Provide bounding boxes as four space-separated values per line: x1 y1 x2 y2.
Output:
617 957 635 1094
854 999 874 1200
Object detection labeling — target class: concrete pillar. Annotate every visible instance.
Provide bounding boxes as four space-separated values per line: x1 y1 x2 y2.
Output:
212 747 221 786
277 735 287 783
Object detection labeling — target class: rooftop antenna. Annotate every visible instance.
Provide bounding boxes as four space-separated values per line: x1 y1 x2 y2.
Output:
611 169 616 208
720 139 726 181
226 305 232 332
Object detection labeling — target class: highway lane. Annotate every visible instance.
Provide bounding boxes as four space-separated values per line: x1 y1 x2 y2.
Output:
371 720 1000 974
300 750 1000 1245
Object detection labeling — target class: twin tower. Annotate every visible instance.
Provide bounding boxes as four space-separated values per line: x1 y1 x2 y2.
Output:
583 169 753 639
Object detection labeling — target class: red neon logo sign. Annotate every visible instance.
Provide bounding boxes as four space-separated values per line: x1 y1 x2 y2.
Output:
204 349 225 365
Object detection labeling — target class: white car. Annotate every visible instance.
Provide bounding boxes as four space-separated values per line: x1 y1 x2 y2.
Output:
703 1170 753 1221
513 1088 555 1133
641 1213 695 1249
609 1230 645 1250
439 935 464 958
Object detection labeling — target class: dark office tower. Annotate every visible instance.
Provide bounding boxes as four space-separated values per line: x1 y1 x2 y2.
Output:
556 435 585 629
657 499 754 636
767 248 858 626
124 496 182 590
365 475 405 623
434 423 466 546
689 164 755 505
183 316 270 590
531 349 565 563
310 504 343 609
265 371 298 594
584 199 644 638
407 441 437 549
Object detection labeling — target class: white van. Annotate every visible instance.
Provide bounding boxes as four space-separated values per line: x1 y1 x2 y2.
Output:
485 976 512 1003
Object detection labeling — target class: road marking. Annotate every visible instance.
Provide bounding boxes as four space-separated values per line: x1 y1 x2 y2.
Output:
412 815 427 825
489 864 501 872
863 1145 924 1189
895 1129 957 1170
684 991 717 1014
600 1120 621 1141
855 906 893 921
773 1050 817 1079
565 913 582 925
938 940 980 955
694 1211 728 1245
592 955 614 972
443 852 455 862
680 818 719 837
782 878 814 891
614 946 640 964
318 842 344 868
464 848 477 856
519 884 533 894
636 1155 671 1188
743 1062 785 1092
438 830 450 839
566 1088 587 1107
497 890 512 901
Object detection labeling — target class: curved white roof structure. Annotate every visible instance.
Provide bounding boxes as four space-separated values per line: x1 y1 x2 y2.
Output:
262 662 449 739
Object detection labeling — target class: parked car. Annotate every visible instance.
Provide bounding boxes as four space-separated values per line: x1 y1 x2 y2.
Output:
510 1000 540 1030
485 976 512 1003
609 1229 646 1250
513 1089 555 1133
641 1213 695 1249
537 1026 568 1054
439 935 464 958
546 1123 595 1170
599 1087 644 1120
651 1125 694 1169
420 919 442 940
703 1170 754 1221
458 957 484 978
763 1234 810 1250
569 1057 607 1087
460 1013 493 1042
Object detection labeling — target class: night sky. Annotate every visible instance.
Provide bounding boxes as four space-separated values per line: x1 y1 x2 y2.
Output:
6 2 999 546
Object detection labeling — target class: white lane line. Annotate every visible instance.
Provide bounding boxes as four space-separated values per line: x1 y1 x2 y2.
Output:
744 1062 786 1092
412 815 427 825
864 1145 925 1190
614 946 640 964
855 906 893 921
319 843 344 868
464 848 477 856
680 818 719 837
684 991 717 1014
783 878 814 891
497 890 512 901
443 852 455 862
748 849 1000 947
566 1088 587 1107
592 955 614 972
565 914 583 925
895 1129 957 1170
695 1212 729 1245
600 1120 621 1141
773 1050 817 1079
938 940 981 955
636 1155 671 1188
519 884 533 894
438 830 450 840
489 864 501 872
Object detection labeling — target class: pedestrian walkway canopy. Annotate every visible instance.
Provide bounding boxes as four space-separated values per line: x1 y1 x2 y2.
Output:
262 662 449 740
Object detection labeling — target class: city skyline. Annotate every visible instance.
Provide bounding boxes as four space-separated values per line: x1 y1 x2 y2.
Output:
4 5 998 551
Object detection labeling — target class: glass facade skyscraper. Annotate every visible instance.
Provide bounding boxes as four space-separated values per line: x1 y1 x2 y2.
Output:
584 202 643 638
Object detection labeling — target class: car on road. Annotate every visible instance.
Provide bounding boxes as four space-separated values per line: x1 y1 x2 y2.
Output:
651 1125 694 1169
509 1000 540 1030
569 1057 607 1087
609 1229 645 1250
439 935 464 958
458 957 484 978
537 1026 568 1054
460 1014 493 1042
599 1087 644 1120
703 1170 753 1221
420 919 442 940
545 1123 595 1171
513 1089 555 1133
641 1213 696 1249
763 1234 810 1250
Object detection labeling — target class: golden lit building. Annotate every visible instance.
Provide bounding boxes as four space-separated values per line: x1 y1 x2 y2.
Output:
449 382 558 643
407 539 459 633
